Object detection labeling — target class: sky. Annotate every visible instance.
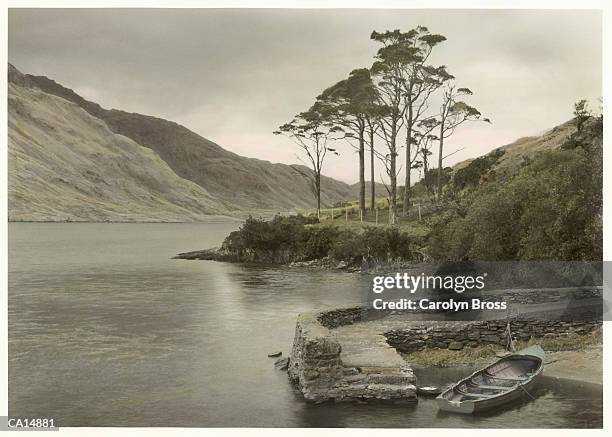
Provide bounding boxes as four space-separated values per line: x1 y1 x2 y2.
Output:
8 8 602 184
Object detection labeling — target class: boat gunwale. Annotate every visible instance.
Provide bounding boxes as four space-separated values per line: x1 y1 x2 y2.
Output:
435 346 545 413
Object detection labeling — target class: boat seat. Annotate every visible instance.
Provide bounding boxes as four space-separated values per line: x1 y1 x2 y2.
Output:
460 392 499 399
486 373 528 382
470 384 515 391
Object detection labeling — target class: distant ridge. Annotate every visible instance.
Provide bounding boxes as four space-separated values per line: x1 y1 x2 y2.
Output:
8 64 356 213
7 64 373 222
8 70 234 222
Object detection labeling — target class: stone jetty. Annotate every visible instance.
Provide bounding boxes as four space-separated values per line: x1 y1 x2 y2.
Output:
287 305 601 403
288 312 417 403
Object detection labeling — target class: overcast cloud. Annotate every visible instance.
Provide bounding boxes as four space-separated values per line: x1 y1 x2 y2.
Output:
8 8 601 183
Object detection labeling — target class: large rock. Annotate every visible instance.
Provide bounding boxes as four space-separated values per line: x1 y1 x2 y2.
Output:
467 331 480 340
483 334 500 344
448 341 464 351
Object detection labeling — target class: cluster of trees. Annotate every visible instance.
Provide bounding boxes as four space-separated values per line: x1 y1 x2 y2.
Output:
275 26 489 222
220 102 601 265
428 110 602 261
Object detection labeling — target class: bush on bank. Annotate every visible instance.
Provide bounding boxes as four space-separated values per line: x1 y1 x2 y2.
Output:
220 215 423 264
427 116 602 261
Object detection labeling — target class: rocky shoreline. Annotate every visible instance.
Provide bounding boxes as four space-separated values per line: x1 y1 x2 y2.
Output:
285 306 603 403
172 247 437 274
173 247 224 261
173 248 364 271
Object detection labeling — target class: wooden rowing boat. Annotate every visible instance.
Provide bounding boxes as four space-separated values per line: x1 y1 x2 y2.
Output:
436 345 545 414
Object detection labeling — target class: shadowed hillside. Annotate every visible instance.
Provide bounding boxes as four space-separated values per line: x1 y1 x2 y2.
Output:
9 64 357 214
8 79 236 222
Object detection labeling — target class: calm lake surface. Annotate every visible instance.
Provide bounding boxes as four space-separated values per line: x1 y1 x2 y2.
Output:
8 223 602 428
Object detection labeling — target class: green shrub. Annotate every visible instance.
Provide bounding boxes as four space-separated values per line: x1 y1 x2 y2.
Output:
329 227 421 263
221 214 315 262
301 225 339 260
221 214 423 265
330 230 367 263
416 167 452 194
427 117 602 261
453 149 504 191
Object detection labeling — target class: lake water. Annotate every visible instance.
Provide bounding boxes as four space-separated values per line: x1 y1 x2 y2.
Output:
8 223 602 428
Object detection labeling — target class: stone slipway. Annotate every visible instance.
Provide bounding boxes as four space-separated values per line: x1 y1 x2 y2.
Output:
334 319 412 369
288 312 417 403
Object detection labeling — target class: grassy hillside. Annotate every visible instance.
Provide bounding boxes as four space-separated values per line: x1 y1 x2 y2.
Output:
8 82 233 222
10 64 355 213
451 120 576 174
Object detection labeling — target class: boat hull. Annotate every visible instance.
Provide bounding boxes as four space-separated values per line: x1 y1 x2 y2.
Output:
436 345 545 414
436 374 540 413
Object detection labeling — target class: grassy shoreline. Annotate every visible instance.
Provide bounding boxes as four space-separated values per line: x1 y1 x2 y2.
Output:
402 329 603 385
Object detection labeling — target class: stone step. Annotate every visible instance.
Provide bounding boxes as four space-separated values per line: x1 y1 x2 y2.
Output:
335 383 417 401
360 383 417 399
365 372 417 384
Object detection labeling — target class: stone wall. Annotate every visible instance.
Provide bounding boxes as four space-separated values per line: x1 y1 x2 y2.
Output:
317 307 363 329
288 313 344 402
384 320 601 353
317 306 392 329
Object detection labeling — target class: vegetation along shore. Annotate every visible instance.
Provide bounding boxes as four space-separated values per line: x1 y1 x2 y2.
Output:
175 112 602 268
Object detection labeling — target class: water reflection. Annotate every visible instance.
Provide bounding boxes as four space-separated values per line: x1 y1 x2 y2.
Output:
8 223 603 428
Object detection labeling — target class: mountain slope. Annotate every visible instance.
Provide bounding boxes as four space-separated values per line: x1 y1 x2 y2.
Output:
452 120 576 173
8 81 233 222
11 64 355 211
